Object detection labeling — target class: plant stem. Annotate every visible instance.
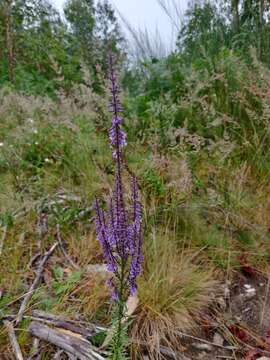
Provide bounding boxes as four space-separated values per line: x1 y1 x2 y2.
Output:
114 259 125 359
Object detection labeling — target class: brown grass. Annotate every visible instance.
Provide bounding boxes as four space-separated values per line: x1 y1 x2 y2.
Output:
130 230 217 359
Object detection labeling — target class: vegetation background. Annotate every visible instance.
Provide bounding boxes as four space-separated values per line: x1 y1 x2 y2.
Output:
0 0 270 359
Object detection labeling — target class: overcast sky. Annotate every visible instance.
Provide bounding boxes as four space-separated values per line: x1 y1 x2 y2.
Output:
52 0 188 44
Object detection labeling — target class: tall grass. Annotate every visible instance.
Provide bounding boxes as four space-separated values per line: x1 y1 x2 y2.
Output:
1 48 270 357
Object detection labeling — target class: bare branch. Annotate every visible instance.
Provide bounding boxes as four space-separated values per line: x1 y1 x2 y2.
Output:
56 224 80 270
4 320 24 360
28 322 105 360
16 242 59 324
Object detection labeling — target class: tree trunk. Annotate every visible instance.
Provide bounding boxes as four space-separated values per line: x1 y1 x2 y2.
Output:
258 0 265 59
231 0 240 34
4 0 14 83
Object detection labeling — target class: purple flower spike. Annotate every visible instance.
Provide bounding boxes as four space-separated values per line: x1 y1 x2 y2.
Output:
94 52 143 299
109 123 127 151
94 197 117 273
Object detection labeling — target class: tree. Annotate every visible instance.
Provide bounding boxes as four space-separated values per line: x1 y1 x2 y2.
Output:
229 0 270 62
0 0 125 94
64 0 124 92
93 1 125 69
0 0 14 82
231 0 240 34
0 0 83 93
177 0 270 66
177 1 229 62
64 0 95 64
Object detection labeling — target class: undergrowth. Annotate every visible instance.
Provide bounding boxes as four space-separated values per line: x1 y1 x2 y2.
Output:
0 51 270 358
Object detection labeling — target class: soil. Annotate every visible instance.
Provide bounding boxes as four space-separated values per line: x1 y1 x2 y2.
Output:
179 271 270 360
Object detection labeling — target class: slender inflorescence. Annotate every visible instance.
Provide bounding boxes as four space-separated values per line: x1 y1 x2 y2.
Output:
94 52 143 300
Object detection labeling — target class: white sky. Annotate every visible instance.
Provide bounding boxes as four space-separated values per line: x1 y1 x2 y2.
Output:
52 0 188 44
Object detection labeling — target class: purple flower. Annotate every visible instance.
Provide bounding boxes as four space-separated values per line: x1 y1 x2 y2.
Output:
94 197 117 273
94 52 143 298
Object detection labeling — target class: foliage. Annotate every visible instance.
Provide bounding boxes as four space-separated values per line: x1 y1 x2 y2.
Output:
1 0 270 358
0 0 124 95
177 1 229 62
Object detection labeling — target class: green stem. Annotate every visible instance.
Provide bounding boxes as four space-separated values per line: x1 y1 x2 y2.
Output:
114 259 126 359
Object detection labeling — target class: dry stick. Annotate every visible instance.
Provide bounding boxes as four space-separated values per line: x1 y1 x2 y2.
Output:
4 288 44 309
157 345 191 360
31 338 39 354
3 311 106 334
174 331 237 351
67 353 77 360
56 224 80 270
260 274 270 330
234 336 270 357
216 323 270 358
133 340 191 360
26 337 42 360
27 252 42 270
15 242 59 325
31 311 98 338
52 350 64 360
4 320 24 360
0 225 7 256
32 310 86 324
74 207 94 221
28 322 105 360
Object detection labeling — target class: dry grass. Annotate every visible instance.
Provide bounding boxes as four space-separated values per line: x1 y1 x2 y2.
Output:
130 230 217 359
1 64 270 357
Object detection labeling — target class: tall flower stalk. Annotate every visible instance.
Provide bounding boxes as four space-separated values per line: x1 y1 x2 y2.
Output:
94 52 143 359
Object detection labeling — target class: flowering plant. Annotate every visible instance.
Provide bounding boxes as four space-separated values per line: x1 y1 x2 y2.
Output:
94 52 143 358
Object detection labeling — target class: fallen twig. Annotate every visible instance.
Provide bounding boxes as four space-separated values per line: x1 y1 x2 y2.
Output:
27 253 42 270
28 321 105 360
16 242 59 324
56 224 80 270
3 311 106 335
228 329 270 357
31 310 98 338
74 207 93 221
158 345 191 360
175 330 238 351
52 350 64 360
260 274 270 330
4 320 24 360
67 353 77 360
31 338 39 354
132 340 191 360
0 225 7 256
26 337 41 360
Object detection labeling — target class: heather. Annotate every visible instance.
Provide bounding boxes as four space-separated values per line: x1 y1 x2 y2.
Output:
1 1 270 359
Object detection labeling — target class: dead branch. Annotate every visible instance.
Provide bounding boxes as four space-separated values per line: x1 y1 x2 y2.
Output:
27 253 42 270
175 330 237 351
75 207 93 221
4 320 24 360
66 353 77 360
31 310 98 338
159 345 191 360
28 321 105 360
16 242 58 324
3 311 106 335
52 350 64 360
132 340 191 360
0 225 7 256
26 338 40 360
56 224 80 270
